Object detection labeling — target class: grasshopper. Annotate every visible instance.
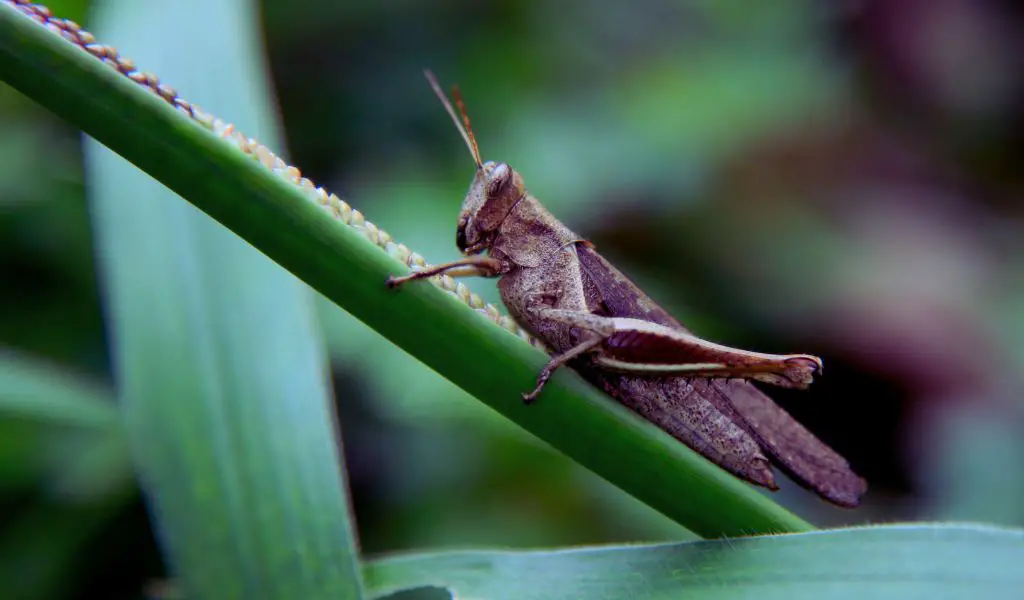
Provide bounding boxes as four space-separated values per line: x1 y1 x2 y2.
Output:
387 72 866 507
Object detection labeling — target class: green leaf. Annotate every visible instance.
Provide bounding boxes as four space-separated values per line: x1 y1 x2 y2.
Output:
364 524 1024 600
83 1 363 598
0 1 811 537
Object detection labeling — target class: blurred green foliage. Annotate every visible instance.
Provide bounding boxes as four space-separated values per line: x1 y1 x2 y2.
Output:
1 0 1023 597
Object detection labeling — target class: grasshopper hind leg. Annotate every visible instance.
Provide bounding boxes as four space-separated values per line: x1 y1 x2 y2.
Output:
530 308 822 390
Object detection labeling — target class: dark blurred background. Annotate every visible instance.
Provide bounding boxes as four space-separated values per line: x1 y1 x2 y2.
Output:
2 0 1023 597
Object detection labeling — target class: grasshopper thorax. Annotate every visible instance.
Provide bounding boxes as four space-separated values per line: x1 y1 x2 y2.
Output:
457 160 526 254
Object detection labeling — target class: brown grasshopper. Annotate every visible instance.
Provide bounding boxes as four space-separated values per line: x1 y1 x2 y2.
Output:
387 72 866 507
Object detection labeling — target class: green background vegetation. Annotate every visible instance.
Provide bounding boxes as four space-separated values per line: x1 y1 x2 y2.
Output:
1 0 1023 598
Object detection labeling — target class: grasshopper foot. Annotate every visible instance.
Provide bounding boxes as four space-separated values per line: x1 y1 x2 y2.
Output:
521 383 545 405
385 274 415 289
778 355 823 389
522 370 554 405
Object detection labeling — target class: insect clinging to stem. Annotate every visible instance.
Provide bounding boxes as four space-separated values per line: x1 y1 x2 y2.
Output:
386 70 866 508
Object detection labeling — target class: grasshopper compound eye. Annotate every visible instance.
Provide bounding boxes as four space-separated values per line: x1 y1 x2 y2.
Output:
487 163 513 198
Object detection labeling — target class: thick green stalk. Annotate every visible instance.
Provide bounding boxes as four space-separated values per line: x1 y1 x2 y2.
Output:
0 1 813 537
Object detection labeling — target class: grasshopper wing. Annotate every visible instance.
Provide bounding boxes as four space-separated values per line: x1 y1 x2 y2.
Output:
701 378 866 507
575 243 866 507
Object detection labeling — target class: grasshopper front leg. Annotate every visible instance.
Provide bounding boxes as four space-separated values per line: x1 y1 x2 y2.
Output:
386 256 505 288
533 308 822 390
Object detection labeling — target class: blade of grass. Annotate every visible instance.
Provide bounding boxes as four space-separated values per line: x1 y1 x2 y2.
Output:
364 524 1024 600
0 1 812 537
83 1 363 598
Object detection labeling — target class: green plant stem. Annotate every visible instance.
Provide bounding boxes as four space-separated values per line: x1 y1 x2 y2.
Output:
0 2 813 537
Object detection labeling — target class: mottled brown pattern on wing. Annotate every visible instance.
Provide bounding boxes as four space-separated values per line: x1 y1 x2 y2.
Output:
578 363 778 490
704 379 866 507
576 243 866 507
576 244 684 329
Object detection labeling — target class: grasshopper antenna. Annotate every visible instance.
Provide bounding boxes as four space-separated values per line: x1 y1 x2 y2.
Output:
424 69 483 169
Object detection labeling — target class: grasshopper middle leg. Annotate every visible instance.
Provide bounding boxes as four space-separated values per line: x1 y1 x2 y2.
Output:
522 335 604 404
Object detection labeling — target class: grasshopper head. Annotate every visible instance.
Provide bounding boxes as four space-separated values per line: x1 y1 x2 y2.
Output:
456 161 525 254
424 71 524 254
